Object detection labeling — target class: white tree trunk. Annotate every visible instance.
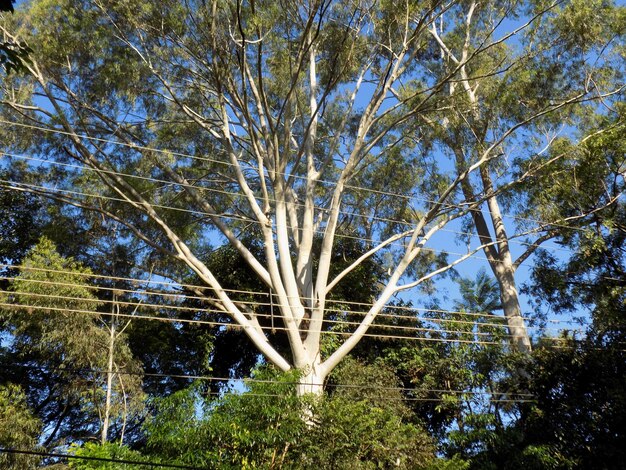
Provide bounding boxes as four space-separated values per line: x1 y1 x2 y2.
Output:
101 316 116 444
296 366 326 398
494 263 532 353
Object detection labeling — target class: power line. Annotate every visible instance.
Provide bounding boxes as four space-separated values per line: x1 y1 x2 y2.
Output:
1 282 586 336
0 447 201 469
0 263 590 327
1 151 577 257
0 118 602 233
3 175 594 290
3 289 517 338
0 176 551 270
0 298 597 348
0 300 510 346
3 363 535 398
1 177 484 263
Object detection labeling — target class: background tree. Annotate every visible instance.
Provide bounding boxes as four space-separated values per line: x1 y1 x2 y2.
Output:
0 238 144 448
422 0 625 352
0 384 42 469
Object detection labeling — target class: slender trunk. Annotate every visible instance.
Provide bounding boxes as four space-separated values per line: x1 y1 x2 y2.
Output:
118 371 128 445
481 168 532 353
101 314 116 444
453 149 532 352
493 262 532 352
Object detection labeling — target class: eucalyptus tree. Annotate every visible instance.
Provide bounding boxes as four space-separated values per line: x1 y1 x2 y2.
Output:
420 0 625 352
1 0 620 395
0 238 144 446
0 384 42 469
525 106 626 326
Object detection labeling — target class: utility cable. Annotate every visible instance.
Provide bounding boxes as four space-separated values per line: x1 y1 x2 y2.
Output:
0 118 604 233
3 363 535 398
0 176 558 269
1 284 586 336
0 300 594 347
0 263 590 327
0 448 201 469
0 300 520 346
1 151 577 256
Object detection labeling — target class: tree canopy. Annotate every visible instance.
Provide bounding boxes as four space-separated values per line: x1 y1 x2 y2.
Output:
0 0 624 468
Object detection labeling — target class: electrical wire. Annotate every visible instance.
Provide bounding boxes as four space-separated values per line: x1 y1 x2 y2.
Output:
3 289 519 339
1 283 586 337
0 298 599 349
0 448 201 469
1 151 577 257
1 175 592 285
0 301 511 345
1 176 556 272
0 263 590 327
0 118 602 233
3 363 535 398
1 177 485 261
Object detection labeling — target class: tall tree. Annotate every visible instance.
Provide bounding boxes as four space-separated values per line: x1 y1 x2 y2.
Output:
0 384 42 469
1 0 622 395
422 0 625 352
0 238 144 447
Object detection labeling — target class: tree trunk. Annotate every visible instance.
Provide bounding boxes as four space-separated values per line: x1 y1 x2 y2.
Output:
101 314 116 444
493 262 532 353
296 366 325 397
296 348 327 397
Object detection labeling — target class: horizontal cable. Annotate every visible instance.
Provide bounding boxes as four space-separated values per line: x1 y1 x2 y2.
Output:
0 301 517 346
2 289 516 338
3 176 574 274
1 151 575 256
0 263 589 327
0 118 589 232
1 283 585 337
0 448 200 469
0 300 594 347
2 178 493 262
3 363 535 397
4 177 594 286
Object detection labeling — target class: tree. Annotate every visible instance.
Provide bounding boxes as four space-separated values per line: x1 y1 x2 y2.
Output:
70 364 442 469
0 1 31 75
440 112 626 469
1 0 622 396
421 0 625 352
524 106 626 330
0 238 144 447
0 384 42 469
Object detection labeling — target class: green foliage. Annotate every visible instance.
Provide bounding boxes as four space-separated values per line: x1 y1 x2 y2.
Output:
1 1 32 75
3 236 106 363
71 364 442 469
0 183 43 268
0 40 32 75
303 396 434 469
1 0 624 466
1 237 144 446
458 334 626 470
140 368 306 468
0 384 42 469
525 109 626 329
552 0 625 53
69 441 150 469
